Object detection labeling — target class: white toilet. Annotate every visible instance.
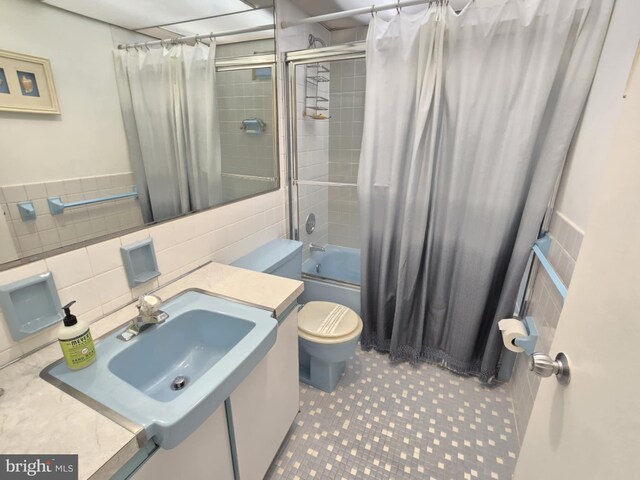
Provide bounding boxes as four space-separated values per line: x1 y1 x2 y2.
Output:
232 239 362 392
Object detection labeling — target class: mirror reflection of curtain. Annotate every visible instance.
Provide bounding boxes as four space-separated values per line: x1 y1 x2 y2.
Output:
113 43 222 223
358 0 614 382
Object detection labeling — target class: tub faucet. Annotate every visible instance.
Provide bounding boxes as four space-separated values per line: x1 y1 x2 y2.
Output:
309 243 326 253
118 295 167 341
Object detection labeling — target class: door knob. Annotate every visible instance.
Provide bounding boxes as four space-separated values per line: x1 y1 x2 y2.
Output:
528 352 571 385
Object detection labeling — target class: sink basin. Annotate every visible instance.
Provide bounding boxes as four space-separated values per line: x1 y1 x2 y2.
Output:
41 289 278 449
109 309 256 402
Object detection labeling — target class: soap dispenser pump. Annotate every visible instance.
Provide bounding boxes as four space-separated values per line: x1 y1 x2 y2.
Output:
57 301 96 370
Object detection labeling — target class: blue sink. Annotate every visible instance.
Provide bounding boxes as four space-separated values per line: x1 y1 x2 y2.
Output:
42 290 278 449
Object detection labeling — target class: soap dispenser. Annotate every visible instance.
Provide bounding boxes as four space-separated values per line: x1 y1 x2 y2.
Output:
57 301 96 370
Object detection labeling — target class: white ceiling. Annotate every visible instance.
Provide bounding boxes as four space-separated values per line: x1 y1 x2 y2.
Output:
42 0 274 40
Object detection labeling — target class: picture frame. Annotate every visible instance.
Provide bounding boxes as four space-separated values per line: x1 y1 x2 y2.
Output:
0 49 60 114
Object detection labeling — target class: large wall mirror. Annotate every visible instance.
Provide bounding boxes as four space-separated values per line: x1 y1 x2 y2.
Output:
0 0 277 268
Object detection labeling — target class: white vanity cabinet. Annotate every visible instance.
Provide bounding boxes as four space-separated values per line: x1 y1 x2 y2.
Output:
129 305 299 480
229 306 300 480
130 405 234 480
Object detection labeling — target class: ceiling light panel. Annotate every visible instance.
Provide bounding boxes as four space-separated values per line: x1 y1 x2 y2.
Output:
162 8 274 37
43 0 259 30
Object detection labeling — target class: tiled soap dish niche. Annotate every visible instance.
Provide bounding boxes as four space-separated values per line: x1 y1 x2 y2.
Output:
0 272 63 341
121 238 161 288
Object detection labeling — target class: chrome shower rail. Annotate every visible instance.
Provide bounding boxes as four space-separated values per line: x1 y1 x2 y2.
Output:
280 0 434 29
117 24 275 50
48 187 138 215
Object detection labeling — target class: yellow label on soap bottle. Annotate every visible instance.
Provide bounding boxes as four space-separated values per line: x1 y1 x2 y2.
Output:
59 330 96 370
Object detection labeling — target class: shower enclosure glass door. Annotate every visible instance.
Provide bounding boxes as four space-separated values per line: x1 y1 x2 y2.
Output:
287 46 365 297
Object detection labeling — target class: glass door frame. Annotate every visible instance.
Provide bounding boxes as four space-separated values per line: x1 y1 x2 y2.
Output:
216 54 280 191
284 42 366 241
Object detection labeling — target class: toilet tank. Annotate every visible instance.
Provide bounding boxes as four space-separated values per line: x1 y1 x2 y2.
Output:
231 239 303 280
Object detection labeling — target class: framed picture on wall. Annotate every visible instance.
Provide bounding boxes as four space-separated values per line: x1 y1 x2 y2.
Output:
0 50 60 114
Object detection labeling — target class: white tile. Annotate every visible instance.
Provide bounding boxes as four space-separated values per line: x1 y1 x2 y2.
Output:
80 306 103 324
46 248 93 289
157 268 185 286
81 177 99 192
149 221 176 252
194 209 216 237
12 219 37 237
156 244 185 275
7 203 22 221
24 183 47 199
18 323 59 355
35 214 56 231
3 185 27 203
173 215 199 245
131 279 159 300
45 181 66 197
38 229 61 248
0 260 48 286
64 179 83 194
185 236 210 265
93 267 131 306
119 228 150 247
58 278 101 318
102 293 134 315
86 238 122 275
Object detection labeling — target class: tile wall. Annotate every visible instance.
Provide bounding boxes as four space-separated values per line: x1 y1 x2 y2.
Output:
216 40 278 201
1 173 143 258
327 27 367 249
293 37 331 257
0 189 285 366
510 211 584 444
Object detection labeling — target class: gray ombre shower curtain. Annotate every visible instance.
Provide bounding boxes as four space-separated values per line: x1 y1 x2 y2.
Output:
358 0 613 382
114 42 222 223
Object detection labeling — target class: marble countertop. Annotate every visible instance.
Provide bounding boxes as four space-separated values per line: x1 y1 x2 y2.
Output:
0 262 303 480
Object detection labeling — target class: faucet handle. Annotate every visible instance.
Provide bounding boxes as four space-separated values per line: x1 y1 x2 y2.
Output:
138 295 162 317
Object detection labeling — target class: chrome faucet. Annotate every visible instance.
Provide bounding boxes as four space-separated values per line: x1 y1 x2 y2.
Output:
309 243 326 253
118 295 167 342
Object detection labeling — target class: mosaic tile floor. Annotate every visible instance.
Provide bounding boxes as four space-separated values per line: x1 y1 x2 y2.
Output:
265 348 519 480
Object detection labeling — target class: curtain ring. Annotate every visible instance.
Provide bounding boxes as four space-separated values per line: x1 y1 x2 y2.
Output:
397 0 401 13
371 4 375 17
144 41 150 51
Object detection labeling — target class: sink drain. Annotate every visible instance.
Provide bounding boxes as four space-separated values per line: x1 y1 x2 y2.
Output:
170 376 187 391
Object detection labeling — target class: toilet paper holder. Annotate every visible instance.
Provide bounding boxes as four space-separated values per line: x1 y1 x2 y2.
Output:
513 316 538 356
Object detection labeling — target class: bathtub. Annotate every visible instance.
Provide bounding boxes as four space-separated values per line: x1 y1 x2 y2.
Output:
300 245 361 315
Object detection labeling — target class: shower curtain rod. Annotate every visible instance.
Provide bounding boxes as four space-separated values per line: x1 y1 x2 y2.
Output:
117 23 274 50
280 0 434 29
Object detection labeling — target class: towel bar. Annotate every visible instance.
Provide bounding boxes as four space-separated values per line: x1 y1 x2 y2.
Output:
532 234 568 302
48 187 138 215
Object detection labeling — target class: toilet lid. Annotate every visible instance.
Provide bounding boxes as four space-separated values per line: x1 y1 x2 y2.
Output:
298 301 361 340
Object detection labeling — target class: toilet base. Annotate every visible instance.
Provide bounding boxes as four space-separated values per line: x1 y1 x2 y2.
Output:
299 356 346 393
298 336 359 393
